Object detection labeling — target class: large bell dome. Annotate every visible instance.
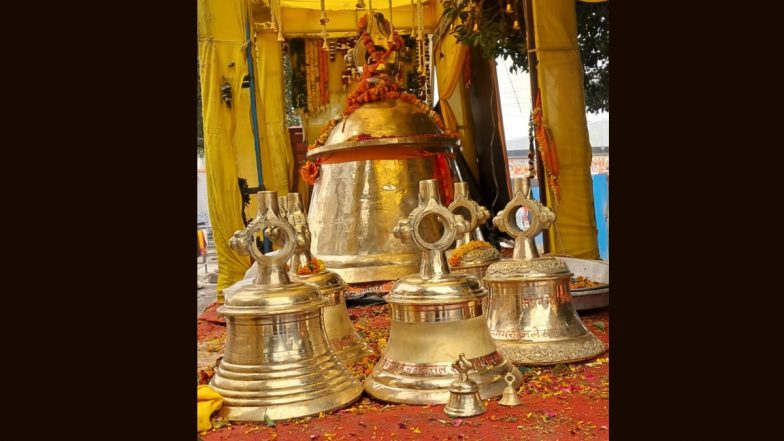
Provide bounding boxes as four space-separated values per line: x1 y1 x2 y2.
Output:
307 99 458 157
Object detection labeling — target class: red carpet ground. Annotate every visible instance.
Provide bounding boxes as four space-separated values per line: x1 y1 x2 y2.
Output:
197 303 609 440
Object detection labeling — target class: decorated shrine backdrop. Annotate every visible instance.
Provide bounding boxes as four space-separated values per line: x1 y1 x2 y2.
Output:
198 0 600 291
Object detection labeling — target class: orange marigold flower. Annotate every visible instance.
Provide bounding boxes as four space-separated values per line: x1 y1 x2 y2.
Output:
299 161 320 185
448 241 493 266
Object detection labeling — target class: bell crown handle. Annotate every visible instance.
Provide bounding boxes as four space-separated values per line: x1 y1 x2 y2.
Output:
277 195 290 223
448 182 491 233
493 177 555 260
228 191 296 286
393 179 467 252
282 192 317 273
393 180 467 279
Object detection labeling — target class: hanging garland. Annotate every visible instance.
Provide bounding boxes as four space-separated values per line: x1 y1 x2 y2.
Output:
300 14 459 190
307 15 454 152
532 90 561 203
302 39 331 117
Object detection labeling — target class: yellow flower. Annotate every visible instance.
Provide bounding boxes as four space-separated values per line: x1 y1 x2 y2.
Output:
448 240 492 266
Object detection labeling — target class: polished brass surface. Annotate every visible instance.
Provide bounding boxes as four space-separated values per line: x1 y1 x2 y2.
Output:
283 192 373 365
365 180 521 404
484 177 606 365
443 354 487 418
446 182 501 280
306 99 461 283
497 371 523 407
449 182 491 247
311 100 447 153
211 191 362 422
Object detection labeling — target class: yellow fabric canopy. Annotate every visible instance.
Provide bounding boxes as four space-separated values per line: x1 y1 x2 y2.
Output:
281 0 428 11
198 0 253 296
198 0 294 296
532 0 599 258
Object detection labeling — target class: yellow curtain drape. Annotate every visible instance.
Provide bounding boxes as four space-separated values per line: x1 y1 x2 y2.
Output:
198 0 253 296
254 31 294 195
433 1 478 181
532 0 599 258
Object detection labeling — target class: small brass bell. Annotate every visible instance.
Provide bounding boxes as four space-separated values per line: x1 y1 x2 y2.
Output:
283 192 373 365
210 191 363 421
484 177 606 365
497 372 522 406
364 179 522 404
446 182 501 280
444 353 487 418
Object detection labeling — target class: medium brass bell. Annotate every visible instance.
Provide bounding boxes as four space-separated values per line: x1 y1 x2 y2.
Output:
364 179 521 404
497 371 522 406
444 353 487 418
283 192 373 365
446 182 501 280
484 177 606 365
210 191 363 421
231 194 373 366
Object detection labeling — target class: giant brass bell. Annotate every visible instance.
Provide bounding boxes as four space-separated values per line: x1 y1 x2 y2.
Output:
484 177 606 365
364 179 521 404
282 192 373 365
210 191 363 421
446 182 501 280
306 13 461 284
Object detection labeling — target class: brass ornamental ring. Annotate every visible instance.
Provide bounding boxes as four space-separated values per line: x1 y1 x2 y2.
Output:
246 217 297 266
447 196 479 232
499 195 541 239
409 201 458 251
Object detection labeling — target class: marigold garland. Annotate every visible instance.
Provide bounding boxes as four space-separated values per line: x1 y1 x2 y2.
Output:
306 14 455 153
448 240 493 267
299 160 320 185
296 257 326 275
532 91 561 203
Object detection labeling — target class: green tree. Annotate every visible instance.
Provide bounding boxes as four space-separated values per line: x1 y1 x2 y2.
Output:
442 0 609 113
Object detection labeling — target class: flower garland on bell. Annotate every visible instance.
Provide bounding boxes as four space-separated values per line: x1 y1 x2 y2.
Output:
296 257 326 275
448 240 493 267
300 13 460 186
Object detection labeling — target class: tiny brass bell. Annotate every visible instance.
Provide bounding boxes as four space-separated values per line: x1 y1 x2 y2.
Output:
210 191 363 421
444 354 487 418
446 182 501 280
283 192 373 365
497 372 522 406
364 179 522 404
484 177 606 365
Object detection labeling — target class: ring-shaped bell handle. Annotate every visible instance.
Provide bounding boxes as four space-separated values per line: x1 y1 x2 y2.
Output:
246 218 297 266
493 177 555 240
394 194 466 252
448 182 490 233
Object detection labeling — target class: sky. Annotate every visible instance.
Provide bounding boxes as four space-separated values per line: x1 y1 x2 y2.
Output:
495 56 608 148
